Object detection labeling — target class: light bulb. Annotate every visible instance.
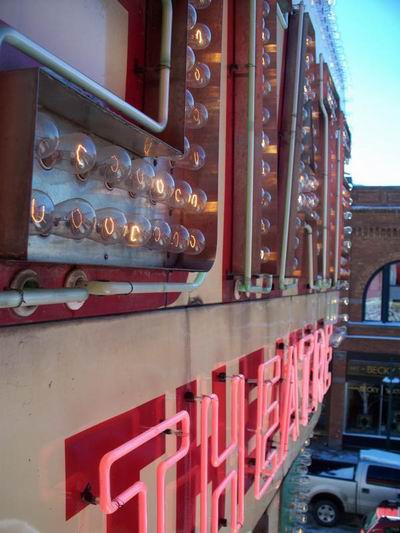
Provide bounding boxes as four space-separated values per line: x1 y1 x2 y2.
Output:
299 160 305 173
344 211 352 220
262 159 271 176
30 189 54 235
293 257 299 270
35 112 59 160
262 29 271 45
263 1 270 16
305 192 319 209
262 51 271 67
260 247 271 263
309 210 320 222
150 171 175 203
261 217 271 234
297 193 306 211
305 53 314 70
261 131 270 151
263 107 271 124
262 188 272 207
124 215 152 247
294 236 300 249
94 145 132 187
344 226 353 236
308 176 319 191
343 240 352 251
124 159 155 195
186 228 206 255
175 143 206 170
169 225 190 253
52 133 97 175
53 198 96 240
302 107 309 121
339 313 349 322
341 297 349 306
185 102 209 129
186 46 196 72
187 3 197 30
263 78 272 96
93 208 127 244
295 216 302 229
185 90 195 116
168 180 193 208
188 23 212 50
191 0 211 8
187 62 211 89
148 220 171 251
188 188 208 213
298 171 310 192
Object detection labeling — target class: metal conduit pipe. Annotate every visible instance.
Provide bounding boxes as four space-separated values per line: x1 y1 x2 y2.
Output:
278 3 305 291
0 0 173 133
333 129 342 286
79 271 207 296
319 54 331 288
0 288 88 309
304 224 317 290
238 0 272 295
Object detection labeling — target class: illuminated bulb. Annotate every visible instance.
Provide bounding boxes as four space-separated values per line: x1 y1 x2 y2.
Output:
185 102 209 129
261 131 270 151
168 180 192 208
344 226 353 236
188 188 208 213
190 0 212 8
306 35 313 47
341 297 349 306
263 78 272 96
30 189 54 235
263 0 270 16
339 313 349 323
344 211 352 220
187 62 211 89
298 171 310 192
305 53 314 70
93 208 127 244
150 170 175 202
188 23 212 50
262 159 271 176
263 107 271 124
148 220 171 251
124 215 152 247
309 210 320 222
187 3 197 30
169 225 190 253
185 90 195 117
305 192 319 209
186 228 206 255
308 176 319 191
94 145 132 187
260 247 271 263
297 193 306 211
53 198 96 240
175 143 206 170
343 240 352 251
35 112 59 160
53 133 97 175
261 217 271 234
262 188 272 207
186 46 196 72
127 159 155 195
262 28 271 45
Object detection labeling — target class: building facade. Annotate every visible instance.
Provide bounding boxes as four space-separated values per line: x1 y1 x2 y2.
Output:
328 186 400 451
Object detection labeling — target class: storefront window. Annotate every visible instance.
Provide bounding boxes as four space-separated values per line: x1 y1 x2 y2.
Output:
364 262 400 323
388 263 400 322
364 270 382 321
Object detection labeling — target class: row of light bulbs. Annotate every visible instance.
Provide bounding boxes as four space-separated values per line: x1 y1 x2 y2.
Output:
260 1 273 265
30 189 205 254
35 113 208 210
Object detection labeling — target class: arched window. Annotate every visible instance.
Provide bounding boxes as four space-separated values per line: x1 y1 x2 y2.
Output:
364 262 400 322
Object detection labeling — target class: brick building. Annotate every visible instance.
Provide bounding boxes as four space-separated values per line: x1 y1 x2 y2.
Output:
327 186 400 451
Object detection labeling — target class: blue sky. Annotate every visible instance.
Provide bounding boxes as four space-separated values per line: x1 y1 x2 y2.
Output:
335 0 400 185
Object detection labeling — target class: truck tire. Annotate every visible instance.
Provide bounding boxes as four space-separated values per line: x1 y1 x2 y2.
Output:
312 498 341 527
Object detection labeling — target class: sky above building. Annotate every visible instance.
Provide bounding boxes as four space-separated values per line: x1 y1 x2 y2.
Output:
335 0 400 185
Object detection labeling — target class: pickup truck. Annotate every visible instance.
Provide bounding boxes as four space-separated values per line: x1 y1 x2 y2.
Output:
307 449 400 527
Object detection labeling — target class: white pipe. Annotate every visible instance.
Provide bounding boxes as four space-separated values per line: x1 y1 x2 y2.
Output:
304 224 317 290
333 128 342 286
279 4 304 290
0 288 88 309
319 54 330 284
277 3 289 30
238 0 272 295
80 271 207 296
0 0 173 133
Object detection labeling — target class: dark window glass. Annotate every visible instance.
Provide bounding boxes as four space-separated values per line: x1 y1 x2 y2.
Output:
366 465 400 489
309 459 355 480
346 382 381 435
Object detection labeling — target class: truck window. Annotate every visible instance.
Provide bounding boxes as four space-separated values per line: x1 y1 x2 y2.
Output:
366 465 400 489
308 459 356 480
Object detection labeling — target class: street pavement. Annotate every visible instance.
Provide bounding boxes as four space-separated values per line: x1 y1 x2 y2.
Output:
304 513 360 532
